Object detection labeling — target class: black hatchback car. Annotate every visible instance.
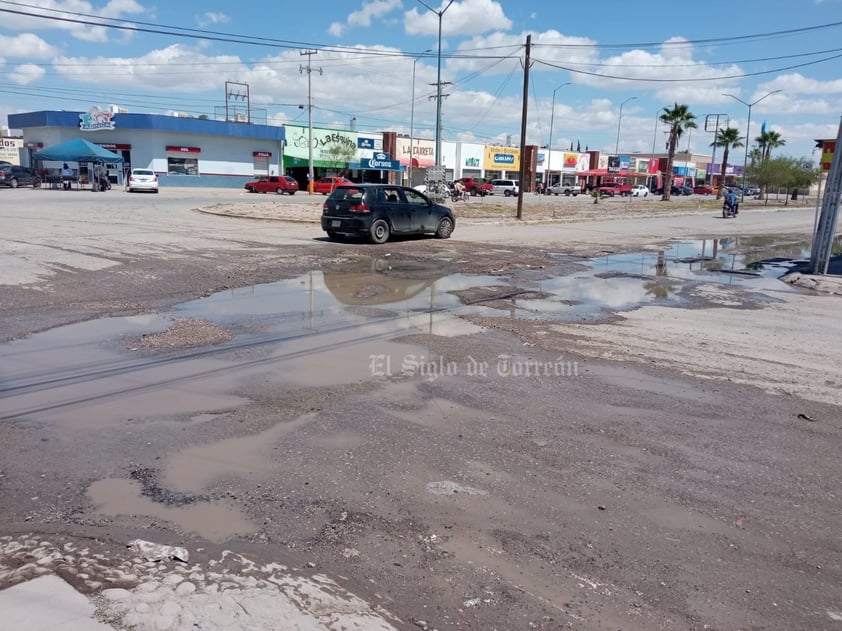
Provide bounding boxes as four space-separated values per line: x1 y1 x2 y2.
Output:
321 184 455 244
0 164 40 188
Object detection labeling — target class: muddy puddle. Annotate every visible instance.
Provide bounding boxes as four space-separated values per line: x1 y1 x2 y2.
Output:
0 239 820 539
0 240 812 427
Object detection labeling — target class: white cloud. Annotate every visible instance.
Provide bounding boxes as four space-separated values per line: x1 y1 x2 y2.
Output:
405 0 511 37
10 64 46 85
0 33 59 60
197 12 231 28
328 0 402 37
0 0 148 42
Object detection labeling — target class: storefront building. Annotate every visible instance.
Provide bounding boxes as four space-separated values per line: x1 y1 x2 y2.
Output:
8 109 285 188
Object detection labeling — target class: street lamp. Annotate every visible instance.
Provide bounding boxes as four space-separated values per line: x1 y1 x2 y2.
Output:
545 82 571 187
723 89 782 199
615 96 637 155
416 0 454 167
409 49 432 187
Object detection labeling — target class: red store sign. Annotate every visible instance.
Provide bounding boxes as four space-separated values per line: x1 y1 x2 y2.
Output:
253 151 272 158
98 143 132 150
166 145 201 154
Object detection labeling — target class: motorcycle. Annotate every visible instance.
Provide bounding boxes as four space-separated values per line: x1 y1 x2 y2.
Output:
98 175 112 191
722 196 739 218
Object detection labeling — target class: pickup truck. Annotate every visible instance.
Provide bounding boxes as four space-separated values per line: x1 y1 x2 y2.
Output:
597 182 632 197
547 183 581 196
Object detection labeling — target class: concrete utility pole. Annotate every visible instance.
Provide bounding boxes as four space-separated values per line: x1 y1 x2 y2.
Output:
516 34 532 220
415 0 454 167
810 116 842 274
300 50 321 194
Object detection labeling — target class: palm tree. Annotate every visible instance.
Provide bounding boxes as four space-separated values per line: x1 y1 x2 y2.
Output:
756 129 786 162
659 103 697 201
711 127 744 200
755 130 785 199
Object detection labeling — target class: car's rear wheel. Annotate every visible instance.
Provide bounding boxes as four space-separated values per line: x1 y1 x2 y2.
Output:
369 219 390 244
326 231 345 242
503 190 511 197
435 217 454 239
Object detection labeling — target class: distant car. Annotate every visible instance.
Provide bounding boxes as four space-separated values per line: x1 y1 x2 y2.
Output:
125 168 159 193
631 184 649 197
745 186 760 196
321 184 455 244
597 181 632 197
313 176 354 195
693 185 714 195
653 185 682 196
0 164 40 188
679 185 693 196
244 175 299 195
490 179 519 196
454 177 493 196
547 183 581 196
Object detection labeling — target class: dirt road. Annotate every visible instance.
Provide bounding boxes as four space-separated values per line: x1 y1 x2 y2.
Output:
0 188 840 630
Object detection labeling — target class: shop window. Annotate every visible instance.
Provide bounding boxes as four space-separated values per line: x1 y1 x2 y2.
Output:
167 156 198 175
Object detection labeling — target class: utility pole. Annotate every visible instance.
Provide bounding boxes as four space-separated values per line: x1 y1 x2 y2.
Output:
810 117 842 274
415 0 454 167
516 34 532 220
300 50 321 194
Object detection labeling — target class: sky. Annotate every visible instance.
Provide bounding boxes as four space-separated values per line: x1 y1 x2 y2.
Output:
1 0 842 163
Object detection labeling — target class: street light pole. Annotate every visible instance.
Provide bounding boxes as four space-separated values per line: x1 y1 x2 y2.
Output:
545 82 570 187
615 96 637 155
649 111 659 191
723 89 782 200
416 0 454 167
409 49 432 187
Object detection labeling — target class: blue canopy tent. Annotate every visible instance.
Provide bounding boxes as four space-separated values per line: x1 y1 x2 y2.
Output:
32 138 123 190
32 138 124 164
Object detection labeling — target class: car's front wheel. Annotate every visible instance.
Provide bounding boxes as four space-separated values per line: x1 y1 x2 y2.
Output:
435 217 454 239
276 188 284 194
9 178 18 188
369 219 390 244
247 187 256 193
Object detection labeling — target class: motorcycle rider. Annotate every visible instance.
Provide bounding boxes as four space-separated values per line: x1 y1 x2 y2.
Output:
724 189 739 216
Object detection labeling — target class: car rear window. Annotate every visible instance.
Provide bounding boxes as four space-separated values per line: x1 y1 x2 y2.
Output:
328 187 364 201
134 169 154 176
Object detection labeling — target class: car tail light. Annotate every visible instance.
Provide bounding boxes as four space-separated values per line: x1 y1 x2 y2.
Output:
349 202 370 213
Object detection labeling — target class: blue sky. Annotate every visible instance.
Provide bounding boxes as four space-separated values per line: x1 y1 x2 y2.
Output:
2 0 842 162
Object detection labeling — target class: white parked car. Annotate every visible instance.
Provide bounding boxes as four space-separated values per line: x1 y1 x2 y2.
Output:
126 168 159 193
631 184 649 197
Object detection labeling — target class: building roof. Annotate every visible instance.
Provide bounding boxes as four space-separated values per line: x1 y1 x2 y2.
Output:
8 111 284 142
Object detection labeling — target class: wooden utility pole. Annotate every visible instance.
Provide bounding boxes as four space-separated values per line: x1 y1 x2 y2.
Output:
516 34 531 220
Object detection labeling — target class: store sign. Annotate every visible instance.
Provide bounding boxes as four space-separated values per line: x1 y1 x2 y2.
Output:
358 137 375 149
253 151 272 158
166 145 201 153
79 106 116 131
563 152 578 170
607 156 621 173
97 143 131 150
396 137 435 167
821 139 836 171
483 145 520 170
285 125 357 162
353 152 402 171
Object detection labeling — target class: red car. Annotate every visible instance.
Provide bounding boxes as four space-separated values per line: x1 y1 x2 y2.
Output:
454 177 493 196
313 176 354 195
693 185 714 195
244 175 299 195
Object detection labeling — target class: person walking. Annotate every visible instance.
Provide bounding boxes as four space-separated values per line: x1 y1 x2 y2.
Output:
61 163 73 190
